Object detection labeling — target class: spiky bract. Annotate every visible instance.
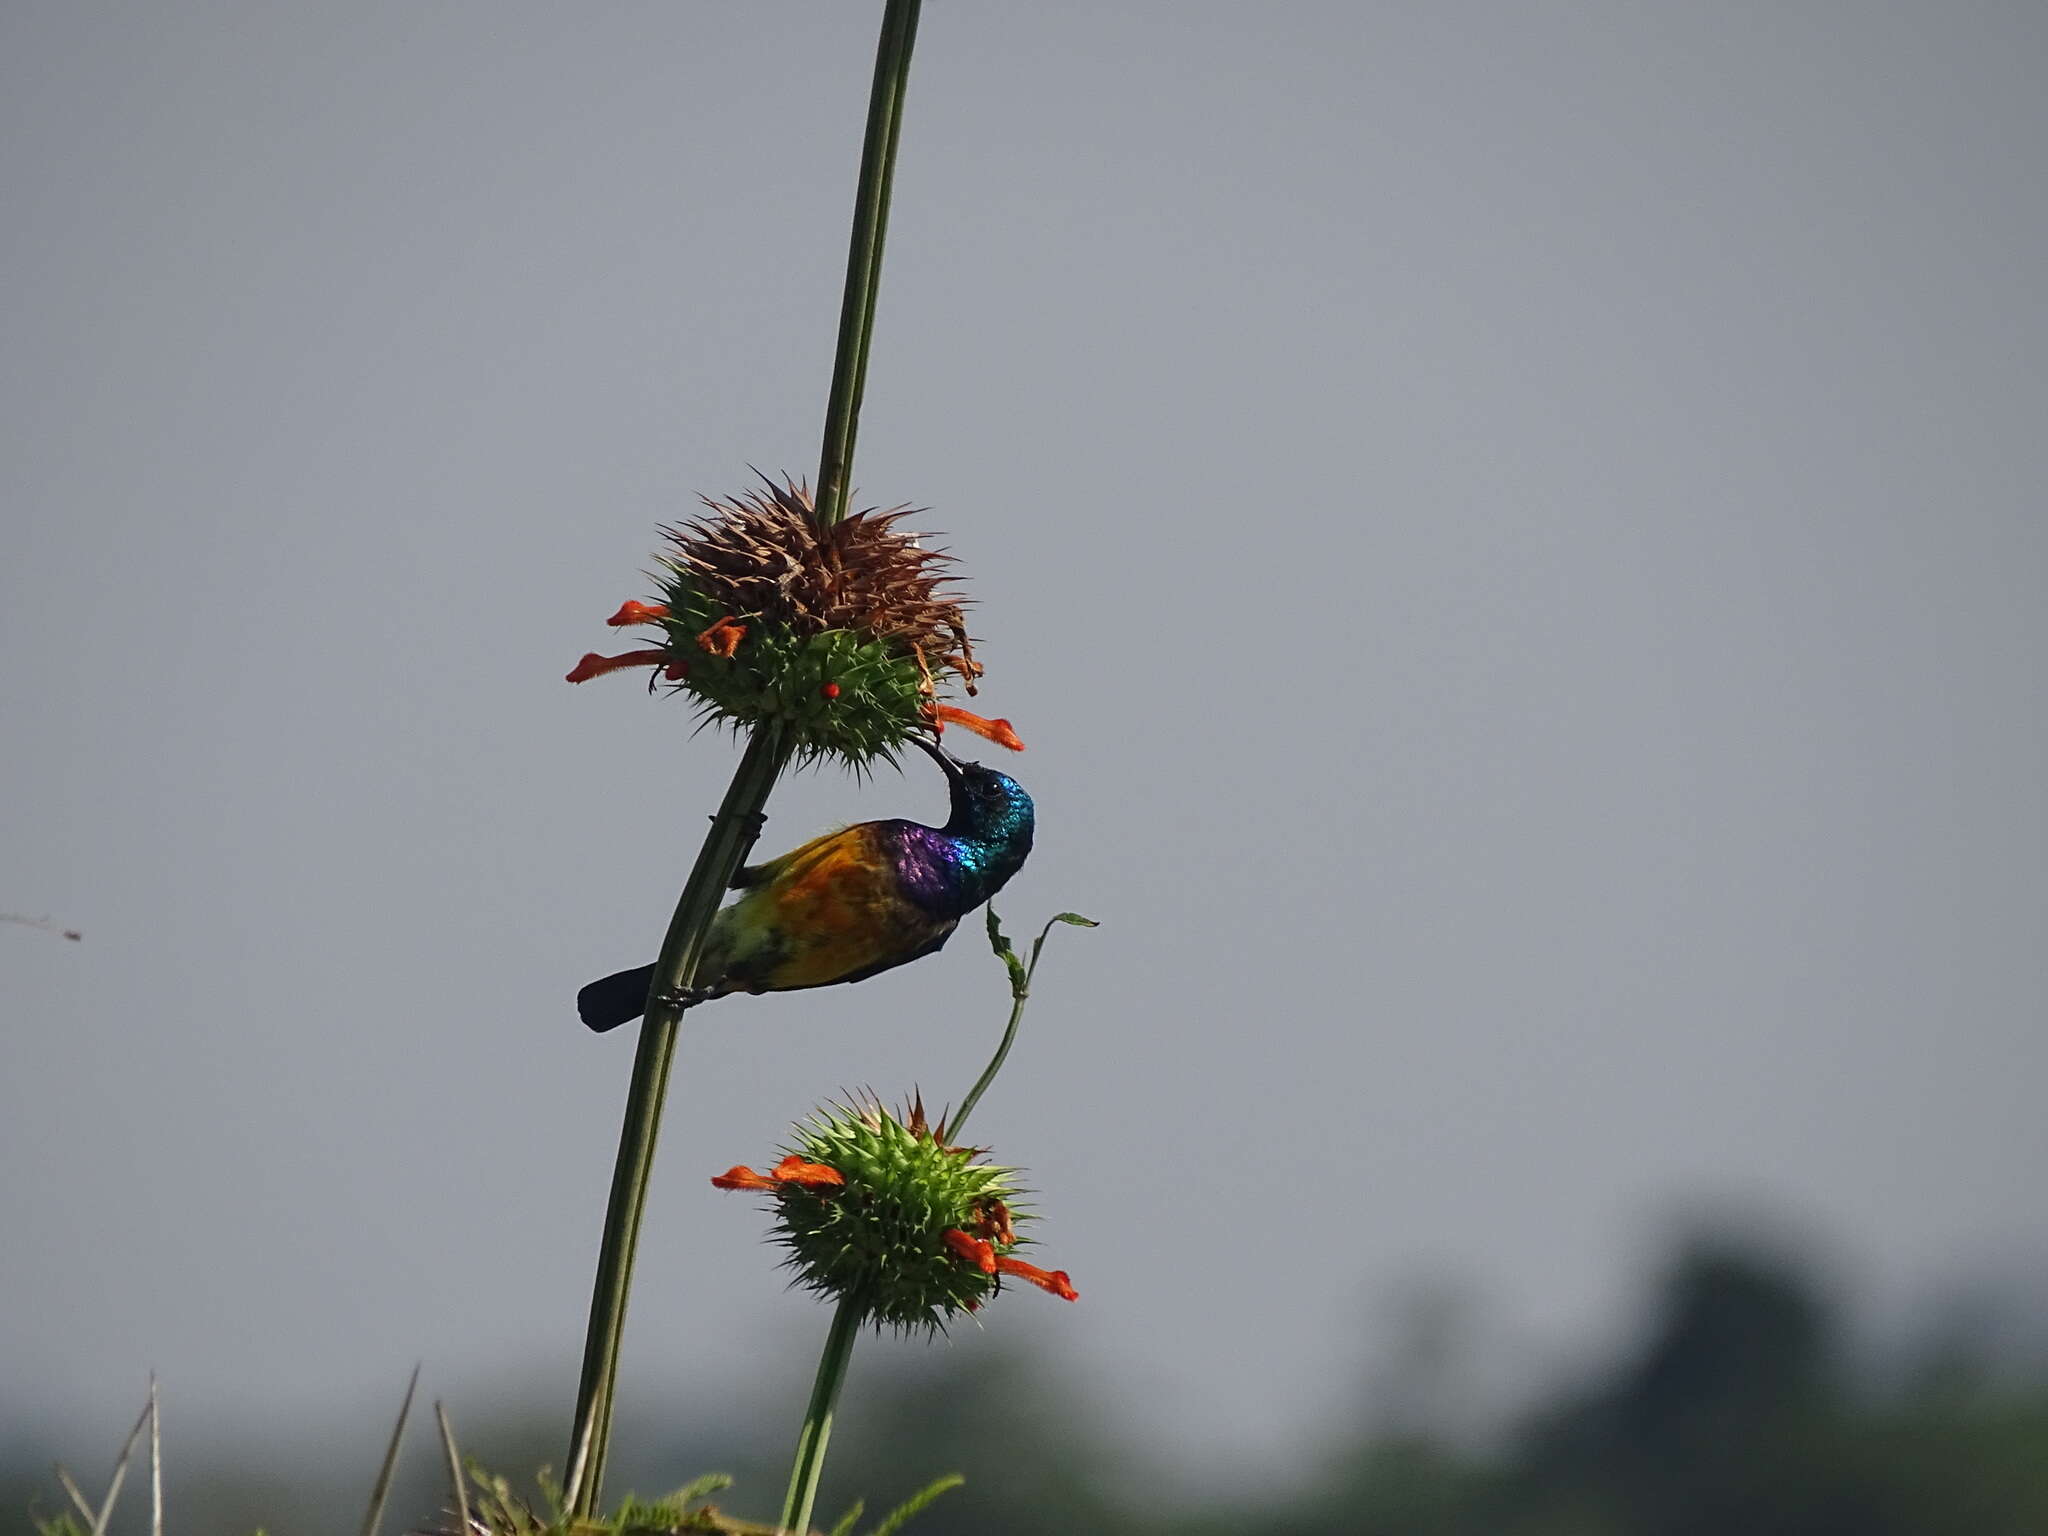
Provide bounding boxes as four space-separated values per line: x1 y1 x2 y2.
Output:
771 1100 1029 1332
654 479 977 768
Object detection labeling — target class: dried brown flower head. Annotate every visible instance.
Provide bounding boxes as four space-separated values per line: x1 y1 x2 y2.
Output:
566 475 1022 767
663 478 980 696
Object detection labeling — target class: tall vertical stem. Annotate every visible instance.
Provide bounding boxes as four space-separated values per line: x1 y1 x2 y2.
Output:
565 0 925 1514
567 725 790 1512
778 1298 864 1536
815 0 924 530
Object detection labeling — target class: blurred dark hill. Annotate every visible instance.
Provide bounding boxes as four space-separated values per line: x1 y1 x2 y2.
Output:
18 1230 2048 1535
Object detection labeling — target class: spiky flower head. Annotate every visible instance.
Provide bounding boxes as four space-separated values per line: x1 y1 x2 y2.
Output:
712 1096 1077 1333
567 477 1022 768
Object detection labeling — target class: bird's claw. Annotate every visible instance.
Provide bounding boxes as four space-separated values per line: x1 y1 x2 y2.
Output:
655 984 716 1012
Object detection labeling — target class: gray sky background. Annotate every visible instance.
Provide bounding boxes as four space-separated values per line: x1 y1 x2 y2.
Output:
5 0 2046 1501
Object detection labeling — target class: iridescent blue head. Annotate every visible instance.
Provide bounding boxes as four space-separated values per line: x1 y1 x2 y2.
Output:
912 736 1035 903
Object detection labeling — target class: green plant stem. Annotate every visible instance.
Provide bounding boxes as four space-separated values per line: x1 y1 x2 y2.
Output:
947 985 1025 1145
815 0 923 530
565 1 926 1515
953 909 1096 1142
567 725 791 1514
778 1297 865 1536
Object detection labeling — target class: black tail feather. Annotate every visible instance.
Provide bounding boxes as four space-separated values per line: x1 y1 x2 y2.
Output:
578 963 658 1033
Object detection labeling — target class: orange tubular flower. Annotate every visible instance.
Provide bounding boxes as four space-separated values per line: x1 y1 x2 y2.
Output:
942 1225 1076 1300
711 1165 781 1192
606 600 671 627
768 1155 846 1189
942 1228 998 1274
712 1156 846 1195
995 1254 1078 1302
566 648 670 684
931 704 1025 751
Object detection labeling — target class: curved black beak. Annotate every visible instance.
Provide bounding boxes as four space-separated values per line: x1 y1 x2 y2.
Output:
909 733 967 789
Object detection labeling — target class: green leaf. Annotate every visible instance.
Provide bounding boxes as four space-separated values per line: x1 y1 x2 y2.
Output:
984 906 1029 996
828 1500 866 1536
1028 911 1099 977
867 1474 964 1536
664 1473 734 1509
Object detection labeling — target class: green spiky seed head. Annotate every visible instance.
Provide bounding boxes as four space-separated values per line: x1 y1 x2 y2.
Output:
652 586 933 768
657 478 978 768
713 1098 1076 1332
780 1100 1021 1331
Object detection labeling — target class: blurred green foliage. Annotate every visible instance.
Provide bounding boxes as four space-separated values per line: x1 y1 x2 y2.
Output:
17 1231 2048 1535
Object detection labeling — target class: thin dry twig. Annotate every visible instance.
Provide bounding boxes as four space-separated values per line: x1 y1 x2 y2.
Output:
90 1396 154 1536
54 1466 94 1526
149 1375 163 1536
359 1364 421 1536
435 1401 471 1536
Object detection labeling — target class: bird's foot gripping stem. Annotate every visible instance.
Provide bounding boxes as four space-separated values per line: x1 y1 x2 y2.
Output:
653 983 717 1014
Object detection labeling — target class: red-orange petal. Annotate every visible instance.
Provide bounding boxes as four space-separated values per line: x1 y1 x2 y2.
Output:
664 660 690 681
567 648 670 684
995 1254 1078 1301
769 1155 846 1189
607 600 671 627
942 1228 998 1274
710 1165 780 1192
696 618 747 659
932 705 1025 752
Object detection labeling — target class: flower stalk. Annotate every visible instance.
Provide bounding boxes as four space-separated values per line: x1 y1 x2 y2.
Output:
565 0 925 1514
949 909 1099 1143
777 1296 863 1536
749 904 1092 1533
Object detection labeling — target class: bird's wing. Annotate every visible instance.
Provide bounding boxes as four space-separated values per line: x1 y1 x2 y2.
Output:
717 821 939 993
731 825 855 889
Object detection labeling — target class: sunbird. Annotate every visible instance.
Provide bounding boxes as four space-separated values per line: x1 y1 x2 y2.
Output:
578 738 1034 1031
